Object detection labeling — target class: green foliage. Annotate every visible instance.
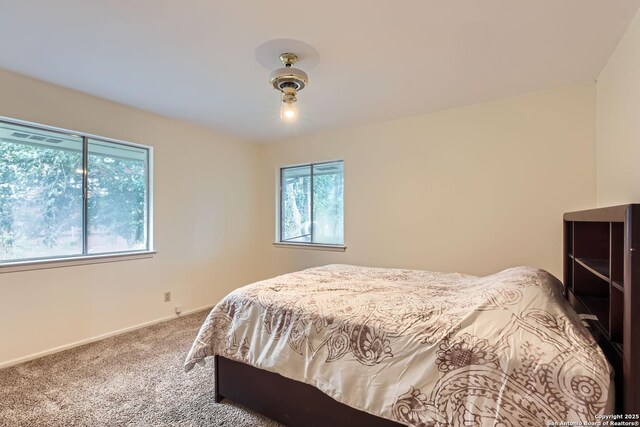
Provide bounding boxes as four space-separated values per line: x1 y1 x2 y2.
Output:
281 165 344 244
312 172 344 241
0 140 146 259
282 175 310 240
88 154 146 245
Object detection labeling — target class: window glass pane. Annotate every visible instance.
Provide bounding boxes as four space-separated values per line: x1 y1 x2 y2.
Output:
87 139 147 253
0 122 83 261
281 165 311 242
312 162 344 245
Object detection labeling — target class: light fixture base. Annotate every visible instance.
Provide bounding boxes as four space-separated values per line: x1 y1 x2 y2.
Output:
270 67 308 91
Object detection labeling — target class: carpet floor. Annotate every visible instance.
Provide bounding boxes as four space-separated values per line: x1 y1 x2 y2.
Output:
0 310 281 427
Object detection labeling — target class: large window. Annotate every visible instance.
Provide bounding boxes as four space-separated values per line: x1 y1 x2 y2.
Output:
0 118 152 264
280 161 344 246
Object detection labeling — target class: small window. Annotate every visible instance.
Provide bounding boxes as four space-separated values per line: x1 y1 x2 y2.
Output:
279 161 344 246
0 118 152 264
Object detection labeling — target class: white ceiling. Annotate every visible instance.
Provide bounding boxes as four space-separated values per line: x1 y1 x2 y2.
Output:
1 1 639 143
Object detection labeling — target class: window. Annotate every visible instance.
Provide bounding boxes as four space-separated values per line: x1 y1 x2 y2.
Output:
0 118 152 264
279 161 344 246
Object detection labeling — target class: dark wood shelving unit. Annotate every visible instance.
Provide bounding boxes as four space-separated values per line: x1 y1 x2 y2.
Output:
574 257 610 280
564 205 640 414
613 280 625 292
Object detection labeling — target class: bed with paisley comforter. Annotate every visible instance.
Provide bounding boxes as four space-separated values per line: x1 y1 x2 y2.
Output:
185 264 613 426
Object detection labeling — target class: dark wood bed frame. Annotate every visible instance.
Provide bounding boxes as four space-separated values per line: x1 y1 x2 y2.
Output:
212 205 639 426
214 355 402 427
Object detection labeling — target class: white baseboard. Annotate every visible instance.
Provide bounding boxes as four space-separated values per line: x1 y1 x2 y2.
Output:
0 304 214 370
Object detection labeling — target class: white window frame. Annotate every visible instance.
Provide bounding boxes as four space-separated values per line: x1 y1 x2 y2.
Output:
274 160 346 252
0 116 155 273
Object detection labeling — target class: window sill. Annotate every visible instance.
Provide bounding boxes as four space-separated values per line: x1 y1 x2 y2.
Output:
272 242 347 252
0 251 157 274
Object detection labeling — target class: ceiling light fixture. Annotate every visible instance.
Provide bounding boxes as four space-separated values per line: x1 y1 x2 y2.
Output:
270 53 308 122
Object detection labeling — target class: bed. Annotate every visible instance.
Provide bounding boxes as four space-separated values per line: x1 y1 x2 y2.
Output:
185 264 615 426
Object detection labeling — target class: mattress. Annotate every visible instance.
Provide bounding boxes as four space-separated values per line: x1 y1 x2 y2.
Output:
185 264 612 426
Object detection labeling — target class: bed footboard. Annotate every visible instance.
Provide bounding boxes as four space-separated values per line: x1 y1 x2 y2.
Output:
213 355 402 427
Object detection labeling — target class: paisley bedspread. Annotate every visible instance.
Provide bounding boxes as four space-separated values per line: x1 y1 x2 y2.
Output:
184 264 613 426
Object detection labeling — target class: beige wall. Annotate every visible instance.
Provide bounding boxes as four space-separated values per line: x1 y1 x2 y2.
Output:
0 69 599 368
256 85 597 279
597 9 640 206
0 69 260 367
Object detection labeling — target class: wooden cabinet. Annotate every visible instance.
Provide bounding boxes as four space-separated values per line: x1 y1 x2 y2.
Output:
564 205 640 414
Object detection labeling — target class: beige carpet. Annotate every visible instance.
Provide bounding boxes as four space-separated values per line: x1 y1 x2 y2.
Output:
0 310 281 427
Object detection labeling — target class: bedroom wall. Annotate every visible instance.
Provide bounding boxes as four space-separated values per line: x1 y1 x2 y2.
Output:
596 8 640 206
256 85 597 280
0 69 260 367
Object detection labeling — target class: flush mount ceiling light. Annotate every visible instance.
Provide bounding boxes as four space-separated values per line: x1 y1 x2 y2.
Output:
270 53 308 122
